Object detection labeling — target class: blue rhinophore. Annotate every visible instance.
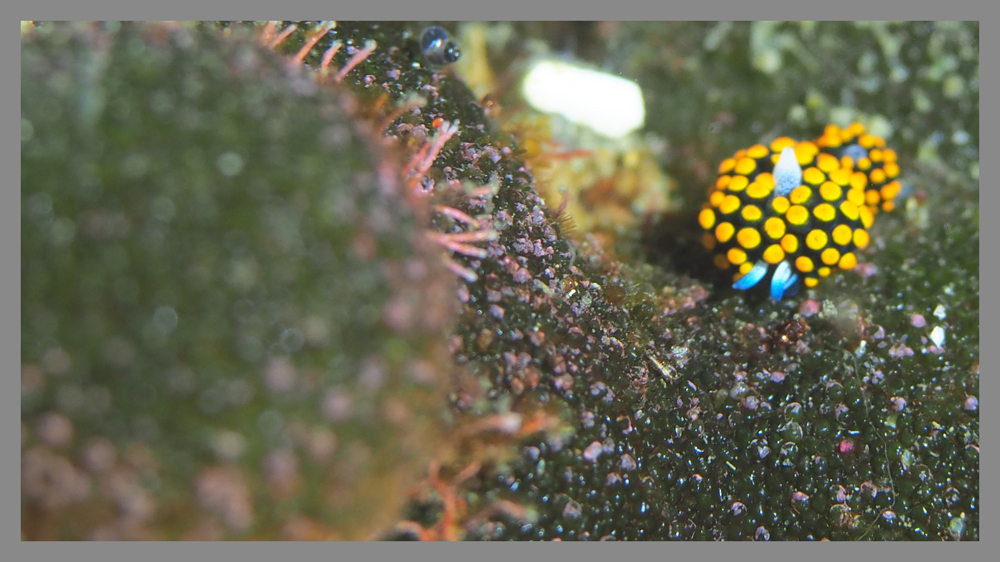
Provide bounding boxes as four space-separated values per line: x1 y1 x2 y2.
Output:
770 260 799 301
733 261 770 290
842 143 868 163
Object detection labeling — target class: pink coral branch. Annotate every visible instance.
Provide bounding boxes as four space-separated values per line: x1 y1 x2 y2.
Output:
438 230 497 243
413 121 458 178
334 39 377 83
427 233 489 259
268 23 298 49
258 21 278 46
434 205 480 229
293 21 336 64
442 256 479 283
405 120 459 196
468 186 496 200
378 97 427 135
319 40 342 73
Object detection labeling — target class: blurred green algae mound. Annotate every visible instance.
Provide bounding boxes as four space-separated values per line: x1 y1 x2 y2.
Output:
22 21 455 540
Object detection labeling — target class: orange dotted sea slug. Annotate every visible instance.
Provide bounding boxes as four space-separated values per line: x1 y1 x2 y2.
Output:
700 122 902 300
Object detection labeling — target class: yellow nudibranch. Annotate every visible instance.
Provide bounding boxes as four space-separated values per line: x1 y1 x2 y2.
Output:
700 122 902 300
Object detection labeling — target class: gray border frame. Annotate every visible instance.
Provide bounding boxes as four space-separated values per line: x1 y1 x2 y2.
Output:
13 1 987 560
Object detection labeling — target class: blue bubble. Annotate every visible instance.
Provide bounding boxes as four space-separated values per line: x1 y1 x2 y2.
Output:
419 25 461 66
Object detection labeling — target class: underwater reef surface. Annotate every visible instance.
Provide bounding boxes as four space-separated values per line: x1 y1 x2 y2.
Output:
21 21 977 540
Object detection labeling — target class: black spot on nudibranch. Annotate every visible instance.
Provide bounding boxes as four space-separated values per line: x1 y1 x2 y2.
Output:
419 25 461 66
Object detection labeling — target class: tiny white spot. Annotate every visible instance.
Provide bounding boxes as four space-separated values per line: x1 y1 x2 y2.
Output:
50 218 76 247
929 326 945 347
152 306 178 334
582 441 604 462
212 430 248 461
151 196 176 222
933 304 947 319
217 151 245 178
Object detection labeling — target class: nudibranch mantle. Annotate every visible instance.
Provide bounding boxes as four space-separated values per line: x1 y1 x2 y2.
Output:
699 122 902 301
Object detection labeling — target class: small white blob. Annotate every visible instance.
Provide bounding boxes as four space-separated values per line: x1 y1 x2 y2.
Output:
929 325 946 347
521 60 645 139
933 304 947 319
582 440 604 462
